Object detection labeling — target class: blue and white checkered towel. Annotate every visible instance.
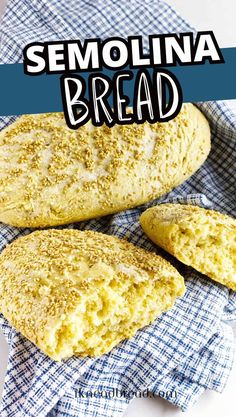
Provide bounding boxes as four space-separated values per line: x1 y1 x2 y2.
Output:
0 1 236 416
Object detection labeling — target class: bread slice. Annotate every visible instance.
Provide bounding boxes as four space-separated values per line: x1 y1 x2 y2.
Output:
0 104 210 227
140 204 236 290
0 229 185 361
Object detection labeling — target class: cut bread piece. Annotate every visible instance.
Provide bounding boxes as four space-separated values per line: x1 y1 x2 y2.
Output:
140 204 236 290
0 229 185 361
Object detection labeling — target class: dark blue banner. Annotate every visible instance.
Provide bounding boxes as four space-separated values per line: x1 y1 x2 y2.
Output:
0 47 235 116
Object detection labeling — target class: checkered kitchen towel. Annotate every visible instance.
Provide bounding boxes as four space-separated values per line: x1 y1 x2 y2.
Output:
0 0 236 416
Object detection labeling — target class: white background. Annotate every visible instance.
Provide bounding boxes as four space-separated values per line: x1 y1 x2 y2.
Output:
0 0 236 416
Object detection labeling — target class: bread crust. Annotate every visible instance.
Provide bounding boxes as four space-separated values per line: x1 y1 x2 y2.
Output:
0 104 210 227
140 204 236 290
0 229 185 360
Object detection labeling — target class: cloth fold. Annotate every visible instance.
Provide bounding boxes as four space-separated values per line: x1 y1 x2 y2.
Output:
0 0 236 416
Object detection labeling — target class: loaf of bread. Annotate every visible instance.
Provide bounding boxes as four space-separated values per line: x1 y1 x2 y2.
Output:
0 229 185 361
140 204 236 290
0 104 210 227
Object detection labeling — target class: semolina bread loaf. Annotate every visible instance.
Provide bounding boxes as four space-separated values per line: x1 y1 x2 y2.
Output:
0 229 185 361
0 104 210 227
140 204 236 290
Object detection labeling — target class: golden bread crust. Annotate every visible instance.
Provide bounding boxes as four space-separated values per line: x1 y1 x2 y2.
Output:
140 204 236 290
0 104 210 227
0 229 185 360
